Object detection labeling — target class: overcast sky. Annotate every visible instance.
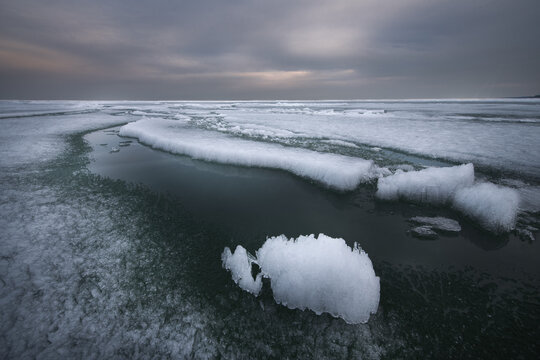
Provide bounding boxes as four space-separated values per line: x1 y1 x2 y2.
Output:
1 0 539 99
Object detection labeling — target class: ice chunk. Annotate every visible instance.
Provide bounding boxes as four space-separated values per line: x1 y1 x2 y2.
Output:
120 118 377 190
409 216 461 232
222 234 380 324
516 228 535 242
410 226 439 239
376 164 474 204
376 164 519 233
221 246 262 295
452 183 519 233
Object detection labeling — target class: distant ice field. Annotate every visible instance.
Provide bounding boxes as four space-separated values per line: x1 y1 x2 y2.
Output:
203 101 540 179
41 98 536 180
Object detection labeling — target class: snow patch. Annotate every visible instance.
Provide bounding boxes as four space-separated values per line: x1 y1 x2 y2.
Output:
222 234 380 324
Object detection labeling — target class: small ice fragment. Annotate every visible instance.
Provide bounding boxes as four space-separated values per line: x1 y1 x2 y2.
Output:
409 216 461 232
516 228 535 241
109 147 120 153
410 226 438 239
90 288 100 298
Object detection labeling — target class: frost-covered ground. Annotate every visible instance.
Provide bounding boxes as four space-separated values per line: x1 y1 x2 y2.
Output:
1 100 539 359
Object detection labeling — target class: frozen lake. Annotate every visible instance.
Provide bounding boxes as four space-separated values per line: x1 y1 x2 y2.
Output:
1 100 539 358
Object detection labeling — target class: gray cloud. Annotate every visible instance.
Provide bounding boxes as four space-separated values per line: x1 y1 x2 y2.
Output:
0 0 539 99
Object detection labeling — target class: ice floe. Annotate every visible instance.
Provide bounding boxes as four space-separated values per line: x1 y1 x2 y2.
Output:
222 234 380 324
377 164 520 233
453 182 519 233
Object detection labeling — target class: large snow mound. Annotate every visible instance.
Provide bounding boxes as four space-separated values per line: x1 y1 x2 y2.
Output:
453 183 520 233
376 164 474 204
222 234 380 324
120 118 376 190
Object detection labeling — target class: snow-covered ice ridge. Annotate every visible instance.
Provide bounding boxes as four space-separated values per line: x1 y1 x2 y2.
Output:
222 234 380 324
119 118 379 190
377 164 520 233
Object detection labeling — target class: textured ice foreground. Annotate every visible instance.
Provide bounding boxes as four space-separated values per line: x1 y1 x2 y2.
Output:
222 234 380 324
120 118 377 190
377 164 519 232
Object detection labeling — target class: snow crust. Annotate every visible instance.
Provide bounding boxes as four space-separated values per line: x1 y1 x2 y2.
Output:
453 183 520 233
119 118 377 190
222 234 380 324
